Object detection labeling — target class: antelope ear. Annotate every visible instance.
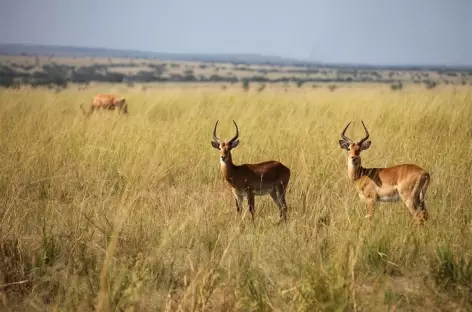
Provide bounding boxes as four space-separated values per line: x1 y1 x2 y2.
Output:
211 141 220 149
339 140 350 150
360 140 371 150
230 139 239 149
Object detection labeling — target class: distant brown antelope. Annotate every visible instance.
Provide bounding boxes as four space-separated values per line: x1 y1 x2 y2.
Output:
80 94 128 116
338 121 430 225
211 120 291 222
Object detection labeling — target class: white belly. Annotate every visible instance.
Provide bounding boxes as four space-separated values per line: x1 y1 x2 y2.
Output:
358 191 401 202
377 193 401 202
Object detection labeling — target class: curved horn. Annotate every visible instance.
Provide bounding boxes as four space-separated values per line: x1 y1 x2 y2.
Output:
212 120 220 143
228 120 239 143
359 120 370 144
340 121 352 142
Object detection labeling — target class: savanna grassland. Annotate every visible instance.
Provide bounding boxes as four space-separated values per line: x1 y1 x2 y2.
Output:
1 82 472 312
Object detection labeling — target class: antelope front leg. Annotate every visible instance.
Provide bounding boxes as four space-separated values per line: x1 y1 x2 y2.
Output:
365 198 375 220
235 195 245 214
270 187 288 222
247 191 255 222
231 189 244 214
234 198 241 213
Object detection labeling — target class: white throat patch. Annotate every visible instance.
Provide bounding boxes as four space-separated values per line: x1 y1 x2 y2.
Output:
348 158 356 168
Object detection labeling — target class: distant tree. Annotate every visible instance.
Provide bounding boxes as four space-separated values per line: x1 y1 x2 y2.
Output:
184 69 194 77
424 80 437 89
328 84 337 92
40 63 69 87
0 75 14 88
134 70 157 82
170 73 184 81
183 69 196 81
149 63 166 76
242 78 250 91
390 81 403 91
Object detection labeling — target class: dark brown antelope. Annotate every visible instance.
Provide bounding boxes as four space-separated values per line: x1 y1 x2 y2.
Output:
338 121 430 225
211 120 291 222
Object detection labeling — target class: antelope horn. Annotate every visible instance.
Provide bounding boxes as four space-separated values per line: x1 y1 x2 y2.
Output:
228 120 239 143
212 120 220 143
341 121 352 142
359 120 370 144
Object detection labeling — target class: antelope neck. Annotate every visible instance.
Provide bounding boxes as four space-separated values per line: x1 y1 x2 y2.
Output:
220 156 237 181
347 158 365 181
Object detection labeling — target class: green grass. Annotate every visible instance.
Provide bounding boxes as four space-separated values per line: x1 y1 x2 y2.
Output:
1 83 472 311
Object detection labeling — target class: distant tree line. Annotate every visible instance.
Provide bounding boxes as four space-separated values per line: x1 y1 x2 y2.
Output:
0 60 470 89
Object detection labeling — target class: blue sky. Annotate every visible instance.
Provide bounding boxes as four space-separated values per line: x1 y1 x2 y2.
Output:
1 0 470 66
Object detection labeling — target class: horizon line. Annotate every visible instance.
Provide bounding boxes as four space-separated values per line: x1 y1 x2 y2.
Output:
1 42 471 70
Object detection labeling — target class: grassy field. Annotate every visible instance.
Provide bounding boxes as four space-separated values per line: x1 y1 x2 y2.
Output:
1 83 472 311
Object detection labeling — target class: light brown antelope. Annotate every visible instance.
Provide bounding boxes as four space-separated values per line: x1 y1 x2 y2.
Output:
338 121 430 225
211 120 291 222
80 94 128 117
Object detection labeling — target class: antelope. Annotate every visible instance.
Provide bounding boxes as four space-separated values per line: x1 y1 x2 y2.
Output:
80 94 128 117
338 121 430 225
211 120 291 222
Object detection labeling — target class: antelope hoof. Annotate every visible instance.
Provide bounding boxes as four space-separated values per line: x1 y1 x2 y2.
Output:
415 211 428 226
276 218 287 226
416 211 428 221
416 217 426 227
364 214 373 220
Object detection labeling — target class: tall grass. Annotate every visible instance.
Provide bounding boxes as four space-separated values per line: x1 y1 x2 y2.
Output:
1 84 472 311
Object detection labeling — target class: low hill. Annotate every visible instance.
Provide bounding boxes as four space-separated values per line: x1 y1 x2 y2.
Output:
0 43 308 66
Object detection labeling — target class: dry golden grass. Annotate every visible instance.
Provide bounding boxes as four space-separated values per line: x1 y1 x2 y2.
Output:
1 83 472 311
